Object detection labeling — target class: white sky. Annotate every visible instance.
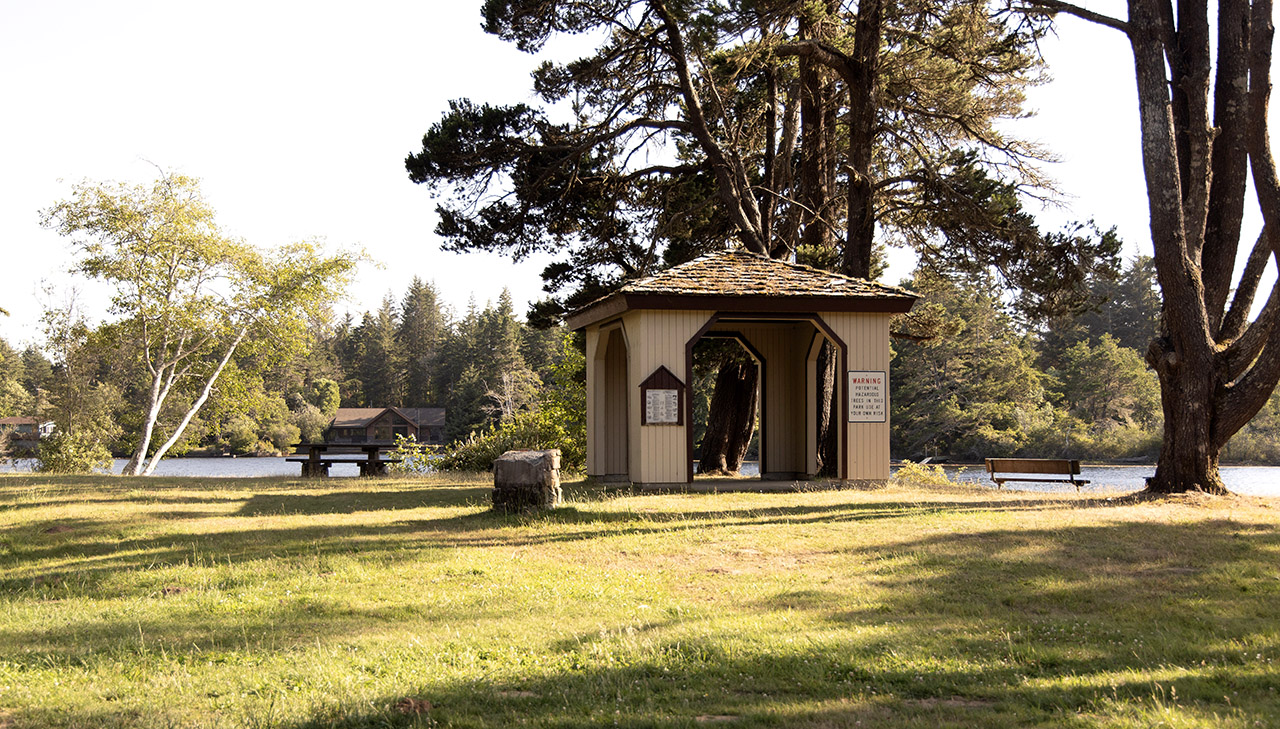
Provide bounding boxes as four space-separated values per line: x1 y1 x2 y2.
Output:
0 1 1269 346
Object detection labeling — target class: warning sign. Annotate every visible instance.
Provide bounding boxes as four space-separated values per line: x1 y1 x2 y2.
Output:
847 371 886 423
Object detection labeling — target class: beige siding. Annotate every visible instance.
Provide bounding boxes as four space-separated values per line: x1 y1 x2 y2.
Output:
588 310 893 485
821 312 893 481
624 309 714 484
586 324 631 477
585 327 600 475
732 323 812 476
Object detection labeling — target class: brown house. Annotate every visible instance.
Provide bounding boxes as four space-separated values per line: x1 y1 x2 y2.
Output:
326 407 446 445
0 417 39 440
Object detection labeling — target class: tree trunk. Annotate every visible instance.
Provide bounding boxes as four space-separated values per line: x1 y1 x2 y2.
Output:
815 340 839 476
124 371 168 476
141 330 246 476
699 360 759 475
1145 336 1229 494
799 45 833 252
842 0 882 280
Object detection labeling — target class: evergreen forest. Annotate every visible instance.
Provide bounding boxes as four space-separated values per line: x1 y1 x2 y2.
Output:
5 261 1280 468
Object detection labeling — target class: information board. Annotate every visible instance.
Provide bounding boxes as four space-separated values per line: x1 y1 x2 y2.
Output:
847 371 887 423
645 388 681 425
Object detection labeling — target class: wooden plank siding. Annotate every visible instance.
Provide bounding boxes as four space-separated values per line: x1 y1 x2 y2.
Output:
822 312 893 482
586 324 632 478
587 310 892 485
624 309 714 484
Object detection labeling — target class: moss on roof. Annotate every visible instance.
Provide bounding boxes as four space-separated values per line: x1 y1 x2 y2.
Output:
567 249 917 328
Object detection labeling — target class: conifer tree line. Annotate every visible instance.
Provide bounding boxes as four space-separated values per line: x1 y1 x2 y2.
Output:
5 255 1280 466
0 277 572 462
325 280 569 444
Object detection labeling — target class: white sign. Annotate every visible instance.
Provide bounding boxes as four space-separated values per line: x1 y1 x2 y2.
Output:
847 371 886 423
645 389 680 424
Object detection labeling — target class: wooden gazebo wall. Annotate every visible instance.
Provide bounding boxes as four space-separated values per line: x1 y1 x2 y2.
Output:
584 308 893 487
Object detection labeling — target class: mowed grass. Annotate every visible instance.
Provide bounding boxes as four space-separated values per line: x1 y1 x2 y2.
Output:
1 474 1278 728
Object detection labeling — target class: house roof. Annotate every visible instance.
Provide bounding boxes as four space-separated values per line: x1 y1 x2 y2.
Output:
0 417 37 426
330 408 388 428
329 407 445 429
566 249 917 330
399 408 446 427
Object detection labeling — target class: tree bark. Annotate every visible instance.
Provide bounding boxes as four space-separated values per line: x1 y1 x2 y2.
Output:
699 360 759 475
843 0 882 280
141 328 247 476
815 339 839 476
1145 337 1228 493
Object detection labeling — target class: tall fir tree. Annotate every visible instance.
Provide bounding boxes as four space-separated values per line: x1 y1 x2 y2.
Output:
397 278 444 407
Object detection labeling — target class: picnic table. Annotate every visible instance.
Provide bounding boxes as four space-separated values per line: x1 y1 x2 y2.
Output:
287 442 401 477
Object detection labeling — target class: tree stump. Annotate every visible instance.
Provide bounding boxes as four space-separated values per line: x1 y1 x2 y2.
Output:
492 449 562 513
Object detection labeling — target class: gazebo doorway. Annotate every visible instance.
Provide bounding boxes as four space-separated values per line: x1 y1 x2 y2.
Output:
569 249 915 488
592 324 630 481
691 335 761 476
687 315 847 482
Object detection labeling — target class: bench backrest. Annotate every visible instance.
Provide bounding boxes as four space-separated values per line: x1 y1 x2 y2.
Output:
985 458 1081 475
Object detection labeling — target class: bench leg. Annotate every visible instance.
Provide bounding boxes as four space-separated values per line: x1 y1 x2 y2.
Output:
301 461 330 478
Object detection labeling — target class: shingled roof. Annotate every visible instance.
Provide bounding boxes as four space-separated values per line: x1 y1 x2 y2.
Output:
566 249 916 329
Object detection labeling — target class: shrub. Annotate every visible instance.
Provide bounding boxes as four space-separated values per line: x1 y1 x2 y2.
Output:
891 460 956 489
35 432 113 474
434 408 585 473
223 415 258 455
265 422 301 454
293 404 329 443
388 434 435 474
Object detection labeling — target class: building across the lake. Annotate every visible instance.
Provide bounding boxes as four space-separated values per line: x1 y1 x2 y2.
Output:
0 417 54 440
326 407 446 445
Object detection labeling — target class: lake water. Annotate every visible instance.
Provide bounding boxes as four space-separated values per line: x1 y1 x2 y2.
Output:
3 458 1277 496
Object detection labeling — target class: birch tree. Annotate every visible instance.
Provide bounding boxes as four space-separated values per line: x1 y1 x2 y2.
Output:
42 172 357 475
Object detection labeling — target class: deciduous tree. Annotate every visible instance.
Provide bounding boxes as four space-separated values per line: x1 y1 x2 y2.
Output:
42 172 357 475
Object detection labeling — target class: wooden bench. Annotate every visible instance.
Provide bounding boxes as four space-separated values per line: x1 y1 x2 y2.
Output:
288 442 402 477
984 458 1090 492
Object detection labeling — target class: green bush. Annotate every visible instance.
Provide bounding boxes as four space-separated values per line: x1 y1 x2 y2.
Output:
35 432 113 474
388 434 435 474
434 408 585 473
891 460 956 489
264 422 301 454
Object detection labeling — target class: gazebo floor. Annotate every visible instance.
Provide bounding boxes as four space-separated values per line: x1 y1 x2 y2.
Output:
617 478 880 493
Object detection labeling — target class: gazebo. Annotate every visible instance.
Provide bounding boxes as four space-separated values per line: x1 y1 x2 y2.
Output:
566 249 917 488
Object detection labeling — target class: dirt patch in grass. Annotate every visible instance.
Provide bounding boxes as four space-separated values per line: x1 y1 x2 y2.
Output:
394 697 432 715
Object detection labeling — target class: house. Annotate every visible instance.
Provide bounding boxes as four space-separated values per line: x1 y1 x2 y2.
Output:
326 407 446 445
0 417 39 440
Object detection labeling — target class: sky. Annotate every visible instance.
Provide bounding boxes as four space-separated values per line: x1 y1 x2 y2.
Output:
0 1 1267 347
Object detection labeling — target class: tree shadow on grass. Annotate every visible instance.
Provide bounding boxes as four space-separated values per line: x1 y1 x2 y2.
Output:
236 487 493 516
3 493 1107 594
281 518 1280 727
7 507 1280 727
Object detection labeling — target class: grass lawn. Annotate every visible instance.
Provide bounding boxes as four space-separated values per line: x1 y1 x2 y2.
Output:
1 472 1278 728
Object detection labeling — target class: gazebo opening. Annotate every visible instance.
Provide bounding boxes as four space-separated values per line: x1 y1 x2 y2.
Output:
591 325 630 482
691 336 761 477
687 316 846 481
